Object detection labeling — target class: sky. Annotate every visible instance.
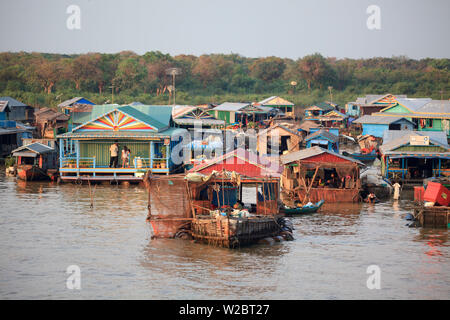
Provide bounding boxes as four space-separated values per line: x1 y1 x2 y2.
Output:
0 0 449 59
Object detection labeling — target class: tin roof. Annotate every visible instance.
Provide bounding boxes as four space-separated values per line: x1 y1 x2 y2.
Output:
213 102 251 111
353 115 414 125
57 127 187 139
305 129 339 143
0 100 10 112
58 97 94 108
0 97 28 107
189 148 282 177
258 96 294 106
382 130 449 148
12 142 54 154
280 146 363 165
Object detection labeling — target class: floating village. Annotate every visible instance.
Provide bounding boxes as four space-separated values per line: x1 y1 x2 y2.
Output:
1 94 450 248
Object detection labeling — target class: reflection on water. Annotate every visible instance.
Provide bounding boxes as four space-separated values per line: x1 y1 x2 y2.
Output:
0 170 448 299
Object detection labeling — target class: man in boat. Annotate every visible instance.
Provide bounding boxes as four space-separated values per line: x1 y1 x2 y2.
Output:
365 192 378 203
109 141 119 168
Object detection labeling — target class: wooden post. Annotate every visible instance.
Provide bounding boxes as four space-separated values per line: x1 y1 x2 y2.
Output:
146 172 152 221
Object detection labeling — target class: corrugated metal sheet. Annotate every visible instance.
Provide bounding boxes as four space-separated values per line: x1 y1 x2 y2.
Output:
80 141 150 167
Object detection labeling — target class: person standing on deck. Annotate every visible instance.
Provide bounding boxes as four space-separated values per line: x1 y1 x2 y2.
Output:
109 142 119 168
122 146 130 168
393 181 402 200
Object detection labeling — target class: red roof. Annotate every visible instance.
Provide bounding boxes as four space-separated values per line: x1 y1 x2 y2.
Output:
188 148 282 178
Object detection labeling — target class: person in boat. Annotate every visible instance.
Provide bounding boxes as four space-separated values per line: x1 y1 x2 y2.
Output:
233 200 244 210
109 141 119 168
317 178 324 188
366 192 378 203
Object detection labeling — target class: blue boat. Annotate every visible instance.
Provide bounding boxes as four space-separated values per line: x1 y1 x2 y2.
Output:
343 150 377 162
281 200 325 215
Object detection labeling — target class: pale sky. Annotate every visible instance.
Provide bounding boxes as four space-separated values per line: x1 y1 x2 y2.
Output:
0 0 449 59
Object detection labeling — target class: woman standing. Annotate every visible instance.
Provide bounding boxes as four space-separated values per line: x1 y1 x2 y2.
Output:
122 146 129 168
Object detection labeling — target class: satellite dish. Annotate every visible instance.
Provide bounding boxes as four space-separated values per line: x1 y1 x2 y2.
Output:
290 81 297 86
166 67 182 76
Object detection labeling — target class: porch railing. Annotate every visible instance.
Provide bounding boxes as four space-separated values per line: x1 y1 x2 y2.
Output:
61 157 96 168
60 156 169 170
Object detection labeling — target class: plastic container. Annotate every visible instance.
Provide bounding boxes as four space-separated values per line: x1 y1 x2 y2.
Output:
414 186 425 202
423 182 450 206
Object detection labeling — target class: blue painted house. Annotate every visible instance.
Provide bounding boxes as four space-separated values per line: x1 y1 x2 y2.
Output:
353 115 415 138
57 104 189 182
380 130 450 180
305 129 339 152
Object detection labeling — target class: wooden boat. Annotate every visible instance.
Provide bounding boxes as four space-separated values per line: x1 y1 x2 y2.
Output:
342 150 377 162
281 200 324 215
12 142 58 181
16 164 50 181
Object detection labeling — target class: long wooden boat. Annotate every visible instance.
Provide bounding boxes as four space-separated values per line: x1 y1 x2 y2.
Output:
281 200 324 215
16 165 50 181
342 150 377 162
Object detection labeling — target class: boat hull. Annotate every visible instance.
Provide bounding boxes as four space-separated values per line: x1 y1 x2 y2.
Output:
16 165 50 181
282 200 325 215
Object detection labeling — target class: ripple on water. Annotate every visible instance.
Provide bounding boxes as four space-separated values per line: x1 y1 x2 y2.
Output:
0 171 448 299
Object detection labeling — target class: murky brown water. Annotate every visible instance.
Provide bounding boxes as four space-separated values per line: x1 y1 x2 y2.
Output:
0 170 449 299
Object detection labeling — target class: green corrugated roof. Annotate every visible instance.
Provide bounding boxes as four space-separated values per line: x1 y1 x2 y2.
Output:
119 105 168 131
71 104 173 132
58 127 187 139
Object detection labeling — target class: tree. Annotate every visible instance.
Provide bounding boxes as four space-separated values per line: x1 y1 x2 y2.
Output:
250 57 286 82
298 53 335 91
27 55 62 94
192 55 219 87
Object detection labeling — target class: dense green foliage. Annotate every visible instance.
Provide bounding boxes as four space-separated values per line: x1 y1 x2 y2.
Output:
0 51 448 108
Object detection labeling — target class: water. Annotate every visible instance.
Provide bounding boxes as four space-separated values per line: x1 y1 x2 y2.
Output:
0 170 448 299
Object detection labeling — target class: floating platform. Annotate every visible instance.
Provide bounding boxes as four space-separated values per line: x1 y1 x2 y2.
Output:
191 215 281 248
60 175 144 183
413 205 450 228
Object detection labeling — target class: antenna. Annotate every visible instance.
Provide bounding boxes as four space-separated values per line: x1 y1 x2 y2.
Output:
165 67 182 105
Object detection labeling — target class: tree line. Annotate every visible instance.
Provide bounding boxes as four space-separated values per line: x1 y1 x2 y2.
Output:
0 51 448 108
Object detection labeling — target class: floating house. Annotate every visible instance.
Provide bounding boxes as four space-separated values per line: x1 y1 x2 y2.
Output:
211 102 278 126
58 97 95 115
314 110 348 128
0 120 33 158
11 142 58 181
57 104 188 182
305 129 339 152
280 146 363 202
147 148 283 241
353 115 415 138
34 108 69 139
257 123 303 156
172 105 225 129
380 130 450 181
345 94 407 117
304 102 336 119
258 96 295 118
0 96 34 124
372 99 450 137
